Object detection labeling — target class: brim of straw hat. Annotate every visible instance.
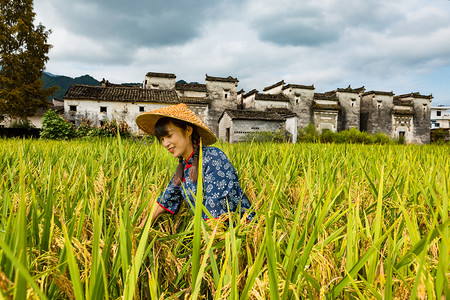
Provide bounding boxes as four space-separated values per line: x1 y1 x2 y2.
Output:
136 103 217 145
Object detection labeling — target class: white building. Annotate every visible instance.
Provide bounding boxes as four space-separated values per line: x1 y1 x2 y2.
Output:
431 106 450 129
0 99 64 128
218 109 285 143
61 71 435 144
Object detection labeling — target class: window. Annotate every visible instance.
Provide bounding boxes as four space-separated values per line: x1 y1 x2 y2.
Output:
139 106 145 112
69 105 77 112
224 93 228 99
100 106 107 113
295 98 299 104
437 111 442 116
151 84 159 89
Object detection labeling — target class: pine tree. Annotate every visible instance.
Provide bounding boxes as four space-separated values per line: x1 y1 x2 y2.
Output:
0 0 57 119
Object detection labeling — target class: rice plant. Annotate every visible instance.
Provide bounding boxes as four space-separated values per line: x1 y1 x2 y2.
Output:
0 137 448 299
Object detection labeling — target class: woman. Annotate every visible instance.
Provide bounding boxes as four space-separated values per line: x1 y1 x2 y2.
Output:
136 103 254 225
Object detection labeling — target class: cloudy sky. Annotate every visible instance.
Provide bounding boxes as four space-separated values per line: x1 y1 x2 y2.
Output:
34 0 450 105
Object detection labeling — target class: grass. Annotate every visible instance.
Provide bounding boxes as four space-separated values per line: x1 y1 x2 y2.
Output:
0 137 448 299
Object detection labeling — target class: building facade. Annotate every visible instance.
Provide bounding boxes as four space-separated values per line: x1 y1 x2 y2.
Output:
63 71 434 144
431 106 450 129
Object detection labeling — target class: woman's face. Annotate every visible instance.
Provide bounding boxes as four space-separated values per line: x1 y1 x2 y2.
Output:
160 121 194 160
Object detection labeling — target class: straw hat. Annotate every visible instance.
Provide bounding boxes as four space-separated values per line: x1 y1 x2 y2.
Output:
136 103 217 145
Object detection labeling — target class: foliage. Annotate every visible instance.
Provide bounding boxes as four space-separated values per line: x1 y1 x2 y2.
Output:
9 118 35 129
40 109 75 139
242 128 287 143
298 124 394 144
76 119 131 138
297 123 319 142
0 0 57 118
0 139 448 299
431 128 449 144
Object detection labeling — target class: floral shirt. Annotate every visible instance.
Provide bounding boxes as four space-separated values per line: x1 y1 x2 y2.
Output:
157 146 254 221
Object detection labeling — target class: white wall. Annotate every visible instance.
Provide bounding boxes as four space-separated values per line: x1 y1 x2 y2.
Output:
285 116 297 143
254 100 289 111
64 100 169 133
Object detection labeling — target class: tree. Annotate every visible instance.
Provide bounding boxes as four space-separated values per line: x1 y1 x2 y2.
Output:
0 0 57 119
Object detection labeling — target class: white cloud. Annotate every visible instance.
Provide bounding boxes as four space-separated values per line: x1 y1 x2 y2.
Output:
33 0 450 104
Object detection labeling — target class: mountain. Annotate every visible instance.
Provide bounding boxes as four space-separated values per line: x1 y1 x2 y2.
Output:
42 72 101 101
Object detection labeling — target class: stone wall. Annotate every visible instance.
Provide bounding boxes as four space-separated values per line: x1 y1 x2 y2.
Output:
218 113 233 142
361 93 394 135
144 75 175 90
205 80 239 135
284 88 314 128
314 110 339 132
186 104 209 125
337 91 360 131
412 97 431 144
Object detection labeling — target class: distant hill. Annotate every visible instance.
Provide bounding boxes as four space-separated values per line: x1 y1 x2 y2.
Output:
42 72 101 101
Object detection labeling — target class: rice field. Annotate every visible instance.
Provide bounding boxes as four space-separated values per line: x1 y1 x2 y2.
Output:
0 137 448 299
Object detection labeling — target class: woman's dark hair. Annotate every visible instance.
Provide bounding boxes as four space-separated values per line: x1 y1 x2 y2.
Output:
154 117 200 185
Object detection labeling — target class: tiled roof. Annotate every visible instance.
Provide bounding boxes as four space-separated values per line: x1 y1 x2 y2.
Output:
255 93 290 102
282 84 315 90
223 109 285 121
263 80 285 91
100 79 140 88
392 108 415 115
362 90 394 96
205 74 239 83
36 105 64 116
64 84 179 103
312 101 341 111
175 82 207 92
394 92 433 100
146 72 176 78
267 107 298 118
180 96 209 104
336 85 365 93
314 92 338 101
393 98 414 107
243 89 258 98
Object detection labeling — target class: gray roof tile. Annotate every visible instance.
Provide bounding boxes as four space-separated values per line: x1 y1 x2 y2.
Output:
64 84 179 103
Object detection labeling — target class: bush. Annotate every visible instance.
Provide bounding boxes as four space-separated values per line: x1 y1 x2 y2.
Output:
242 128 287 143
75 119 132 138
297 123 319 143
430 128 449 143
40 110 75 139
297 124 394 144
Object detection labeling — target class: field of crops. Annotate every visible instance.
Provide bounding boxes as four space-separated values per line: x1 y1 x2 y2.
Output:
0 137 448 299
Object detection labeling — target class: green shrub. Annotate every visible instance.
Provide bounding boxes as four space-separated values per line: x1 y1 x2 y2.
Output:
40 109 75 139
297 125 394 144
75 119 132 138
242 128 287 143
297 123 319 143
430 128 449 144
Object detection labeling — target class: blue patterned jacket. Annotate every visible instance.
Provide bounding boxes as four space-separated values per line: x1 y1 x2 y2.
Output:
157 146 254 221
